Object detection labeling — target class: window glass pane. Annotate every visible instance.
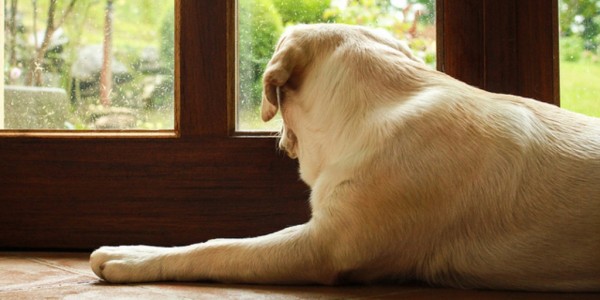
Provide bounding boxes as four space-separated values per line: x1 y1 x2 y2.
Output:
237 0 436 131
559 0 600 117
2 0 174 130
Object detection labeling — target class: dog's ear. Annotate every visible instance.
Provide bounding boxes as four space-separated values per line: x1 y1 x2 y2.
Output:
261 41 305 122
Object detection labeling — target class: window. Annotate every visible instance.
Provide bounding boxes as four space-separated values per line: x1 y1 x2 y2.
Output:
0 0 559 250
2 0 175 130
558 0 600 118
237 0 436 131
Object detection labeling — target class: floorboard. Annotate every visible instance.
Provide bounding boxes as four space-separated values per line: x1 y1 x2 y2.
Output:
1 252 598 299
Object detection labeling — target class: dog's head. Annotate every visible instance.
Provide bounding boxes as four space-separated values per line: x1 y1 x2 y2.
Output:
261 24 424 158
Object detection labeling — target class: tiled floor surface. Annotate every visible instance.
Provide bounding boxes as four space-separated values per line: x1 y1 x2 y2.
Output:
1 252 599 299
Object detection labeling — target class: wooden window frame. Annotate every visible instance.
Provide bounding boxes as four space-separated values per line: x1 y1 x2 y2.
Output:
438 0 559 105
0 0 557 250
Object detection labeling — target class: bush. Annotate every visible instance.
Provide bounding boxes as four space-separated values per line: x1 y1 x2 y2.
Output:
561 35 585 62
238 0 283 113
160 6 175 71
273 0 332 24
324 0 436 66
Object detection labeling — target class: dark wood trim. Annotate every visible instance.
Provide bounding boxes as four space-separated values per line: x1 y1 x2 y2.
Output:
0 137 310 249
483 0 518 95
435 0 444 73
174 0 182 135
179 0 228 137
437 0 484 88
437 0 559 104
516 0 560 105
228 0 239 135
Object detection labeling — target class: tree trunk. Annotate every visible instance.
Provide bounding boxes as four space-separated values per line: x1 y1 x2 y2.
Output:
99 0 114 107
33 0 38 51
8 0 19 84
27 0 56 86
26 0 77 86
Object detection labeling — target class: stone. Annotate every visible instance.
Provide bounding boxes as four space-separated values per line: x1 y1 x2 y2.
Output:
71 45 129 82
3 85 69 129
87 104 137 129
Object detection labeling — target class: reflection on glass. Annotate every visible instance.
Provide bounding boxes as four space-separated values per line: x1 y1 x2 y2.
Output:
2 0 174 130
238 0 436 131
559 0 600 117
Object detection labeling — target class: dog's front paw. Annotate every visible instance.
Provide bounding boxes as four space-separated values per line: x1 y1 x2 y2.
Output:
90 246 167 283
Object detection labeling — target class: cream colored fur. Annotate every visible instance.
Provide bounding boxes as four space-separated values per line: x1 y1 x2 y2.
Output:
91 24 600 291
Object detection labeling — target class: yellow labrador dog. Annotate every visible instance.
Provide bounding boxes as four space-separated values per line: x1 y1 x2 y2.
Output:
91 24 600 291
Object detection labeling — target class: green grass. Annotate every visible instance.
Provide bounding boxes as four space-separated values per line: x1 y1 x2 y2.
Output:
560 60 600 118
238 110 282 131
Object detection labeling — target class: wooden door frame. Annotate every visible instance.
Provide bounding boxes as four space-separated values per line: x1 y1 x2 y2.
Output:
437 0 559 105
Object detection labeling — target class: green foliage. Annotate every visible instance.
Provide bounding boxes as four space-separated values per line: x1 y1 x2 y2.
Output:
238 0 284 114
323 0 436 65
560 0 600 51
273 0 332 24
412 0 435 24
561 35 586 62
160 6 176 71
325 0 387 26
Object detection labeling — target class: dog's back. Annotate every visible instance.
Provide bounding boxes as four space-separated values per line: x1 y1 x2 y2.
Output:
397 80 600 291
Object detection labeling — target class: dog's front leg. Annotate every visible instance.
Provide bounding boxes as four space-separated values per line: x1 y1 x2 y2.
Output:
90 223 333 284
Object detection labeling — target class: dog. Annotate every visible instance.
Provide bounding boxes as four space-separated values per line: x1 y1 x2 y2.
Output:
91 24 600 292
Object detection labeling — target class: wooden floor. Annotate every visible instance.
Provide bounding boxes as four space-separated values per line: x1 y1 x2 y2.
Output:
1 252 598 299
